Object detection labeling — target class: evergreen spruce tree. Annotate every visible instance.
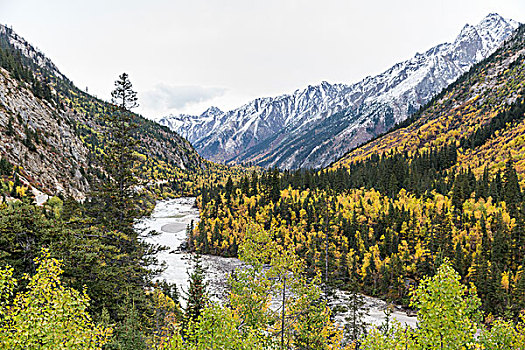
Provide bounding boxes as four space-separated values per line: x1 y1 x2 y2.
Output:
94 72 140 233
183 254 208 332
344 260 369 346
5 116 14 137
491 216 509 270
84 73 157 347
511 207 525 268
503 157 522 216
106 297 147 350
489 171 503 202
480 216 490 260
454 241 465 277
270 168 281 202
378 304 394 336
250 170 258 197
225 176 233 204
514 260 525 316
241 175 249 195
0 157 12 176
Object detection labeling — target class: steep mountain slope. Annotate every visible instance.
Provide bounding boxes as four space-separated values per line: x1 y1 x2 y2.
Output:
161 13 519 169
0 25 203 199
0 66 89 199
190 25 525 322
333 24 525 181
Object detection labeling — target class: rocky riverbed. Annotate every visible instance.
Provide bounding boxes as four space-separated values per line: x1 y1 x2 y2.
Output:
137 197 243 304
138 197 417 328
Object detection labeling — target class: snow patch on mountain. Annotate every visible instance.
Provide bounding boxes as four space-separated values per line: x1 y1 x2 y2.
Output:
160 13 519 169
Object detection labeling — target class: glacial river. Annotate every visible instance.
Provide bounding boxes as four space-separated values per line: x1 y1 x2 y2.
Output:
139 197 417 328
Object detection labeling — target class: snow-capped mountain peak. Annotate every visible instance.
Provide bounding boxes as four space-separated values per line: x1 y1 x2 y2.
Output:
202 106 223 117
159 14 520 169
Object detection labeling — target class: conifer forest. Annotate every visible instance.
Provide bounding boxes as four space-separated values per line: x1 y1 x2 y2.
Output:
1 4 525 350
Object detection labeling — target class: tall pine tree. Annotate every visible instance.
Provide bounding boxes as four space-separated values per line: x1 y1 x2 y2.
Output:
503 157 522 217
85 73 156 349
183 253 208 332
95 72 140 233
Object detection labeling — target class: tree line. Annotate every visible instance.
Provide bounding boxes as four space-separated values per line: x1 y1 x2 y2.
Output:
193 156 525 320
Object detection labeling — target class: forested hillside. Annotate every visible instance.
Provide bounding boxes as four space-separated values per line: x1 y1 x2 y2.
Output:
334 25 525 179
0 24 203 200
189 24 525 324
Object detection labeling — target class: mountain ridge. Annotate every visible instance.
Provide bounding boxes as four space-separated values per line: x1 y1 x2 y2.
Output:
333 22 525 180
160 13 519 169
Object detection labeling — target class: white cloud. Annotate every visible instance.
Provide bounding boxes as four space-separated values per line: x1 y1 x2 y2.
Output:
4 0 525 120
141 84 226 112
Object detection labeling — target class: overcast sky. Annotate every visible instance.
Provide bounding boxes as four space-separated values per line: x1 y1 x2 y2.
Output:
1 0 524 119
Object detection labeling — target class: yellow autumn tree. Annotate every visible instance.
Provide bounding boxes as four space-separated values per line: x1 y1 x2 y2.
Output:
0 249 112 349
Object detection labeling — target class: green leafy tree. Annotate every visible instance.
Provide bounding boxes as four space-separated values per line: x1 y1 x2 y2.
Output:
360 261 525 349
478 318 524 350
410 260 481 350
360 321 415 350
173 223 348 349
231 224 344 349
0 249 112 349
174 305 269 350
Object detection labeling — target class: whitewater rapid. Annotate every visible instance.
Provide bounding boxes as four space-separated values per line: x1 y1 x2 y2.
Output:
137 197 242 304
139 197 417 328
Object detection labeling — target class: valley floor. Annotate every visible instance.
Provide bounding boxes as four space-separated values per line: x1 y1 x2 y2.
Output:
139 197 418 328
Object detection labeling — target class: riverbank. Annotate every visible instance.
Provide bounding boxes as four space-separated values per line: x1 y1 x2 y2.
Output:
139 197 417 328
138 197 242 304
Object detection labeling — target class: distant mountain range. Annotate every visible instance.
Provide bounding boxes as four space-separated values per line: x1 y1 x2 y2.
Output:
333 22 525 180
160 13 519 169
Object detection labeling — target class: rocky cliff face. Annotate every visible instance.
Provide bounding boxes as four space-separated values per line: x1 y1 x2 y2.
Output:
0 24 203 199
161 13 519 169
0 67 90 199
